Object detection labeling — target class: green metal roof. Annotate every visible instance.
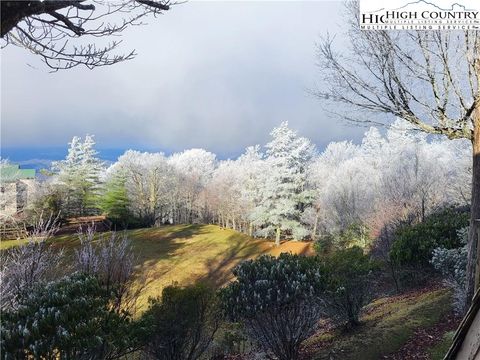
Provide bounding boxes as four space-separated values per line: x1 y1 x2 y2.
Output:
0 165 36 183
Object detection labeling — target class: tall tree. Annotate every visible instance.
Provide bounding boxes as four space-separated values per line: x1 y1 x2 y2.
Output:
53 135 104 216
113 150 173 226
169 149 216 224
1 0 170 70
315 2 480 306
253 122 316 245
100 171 131 228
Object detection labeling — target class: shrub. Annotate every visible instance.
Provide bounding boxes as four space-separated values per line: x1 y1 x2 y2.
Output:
74 227 140 314
221 253 326 360
314 223 370 254
0 215 62 312
322 246 378 328
314 233 335 255
1 273 133 359
211 323 248 357
430 227 468 314
140 283 221 360
390 208 468 267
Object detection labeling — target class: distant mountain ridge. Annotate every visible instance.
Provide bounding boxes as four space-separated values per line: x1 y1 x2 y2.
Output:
1 147 126 170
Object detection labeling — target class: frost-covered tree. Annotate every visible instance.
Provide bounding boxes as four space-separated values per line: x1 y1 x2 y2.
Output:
169 149 216 223
431 227 469 314
235 146 266 235
112 150 174 226
0 215 62 311
309 121 470 244
53 135 104 216
308 141 361 237
207 160 244 230
74 226 138 314
316 1 480 305
252 122 316 245
206 146 266 234
37 123 470 250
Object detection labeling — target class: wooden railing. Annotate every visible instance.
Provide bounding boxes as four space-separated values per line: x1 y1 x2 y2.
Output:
0 225 27 240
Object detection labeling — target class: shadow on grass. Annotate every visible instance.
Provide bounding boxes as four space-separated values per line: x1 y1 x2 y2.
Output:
197 233 269 288
130 224 219 268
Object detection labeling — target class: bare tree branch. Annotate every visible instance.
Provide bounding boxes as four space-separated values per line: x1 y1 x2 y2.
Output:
1 0 172 70
315 1 478 141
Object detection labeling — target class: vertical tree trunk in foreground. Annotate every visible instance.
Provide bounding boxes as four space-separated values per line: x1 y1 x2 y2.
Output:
467 105 480 305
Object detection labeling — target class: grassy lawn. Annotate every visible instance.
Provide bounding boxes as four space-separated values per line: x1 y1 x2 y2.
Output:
1 224 313 311
306 288 452 360
428 331 455 360
1 226 456 358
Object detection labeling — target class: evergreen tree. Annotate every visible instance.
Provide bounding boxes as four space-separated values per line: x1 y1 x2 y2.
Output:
100 172 130 228
80 135 104 214
53 135 104 217
252 122 315 245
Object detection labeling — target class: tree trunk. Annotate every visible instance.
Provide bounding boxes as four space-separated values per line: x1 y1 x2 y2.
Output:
312 211 319 241
275 227 281 246
466 106 480 308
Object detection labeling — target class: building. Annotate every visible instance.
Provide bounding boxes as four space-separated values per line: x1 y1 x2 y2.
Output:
0 164 36 217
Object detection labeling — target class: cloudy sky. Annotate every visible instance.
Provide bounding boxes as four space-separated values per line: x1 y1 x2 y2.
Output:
1 0 366 161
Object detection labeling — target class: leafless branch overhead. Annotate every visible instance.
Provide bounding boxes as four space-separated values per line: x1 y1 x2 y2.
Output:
1 1 172 71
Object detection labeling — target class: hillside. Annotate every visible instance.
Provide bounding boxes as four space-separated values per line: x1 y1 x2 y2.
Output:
303 286 457 360
1 224 459 358
1 224 314 311
126 224 312 309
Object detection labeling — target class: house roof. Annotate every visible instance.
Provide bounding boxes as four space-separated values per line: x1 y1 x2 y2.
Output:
0 165 36 183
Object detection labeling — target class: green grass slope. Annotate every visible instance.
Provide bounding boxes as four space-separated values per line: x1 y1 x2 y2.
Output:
1 224 313 311
306 288 452 360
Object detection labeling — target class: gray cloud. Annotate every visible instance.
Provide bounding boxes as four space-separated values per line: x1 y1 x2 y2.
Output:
1 1 365 158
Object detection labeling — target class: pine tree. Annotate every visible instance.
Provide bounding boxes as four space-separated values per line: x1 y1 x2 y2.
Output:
100 172 130 228
80 135 104 214
252 122 315 245
53 135 104 217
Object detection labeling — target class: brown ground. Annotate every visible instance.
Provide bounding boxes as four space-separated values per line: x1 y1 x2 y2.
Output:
382 311 460 360
265 240 315 257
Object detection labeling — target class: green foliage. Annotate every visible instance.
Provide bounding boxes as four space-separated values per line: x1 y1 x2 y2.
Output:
139 282 221 360
314 223 370 254
322 246 378 327
213 323 249 357
390 208 469 267
27 184 66 223
1 273 133 359
428 331 455 360
221 253 325 360
314 233 335 255
222 253 324 318
100 173 131 227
